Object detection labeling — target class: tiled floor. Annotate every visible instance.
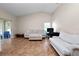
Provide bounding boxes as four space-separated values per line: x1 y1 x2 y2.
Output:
0 38 58 56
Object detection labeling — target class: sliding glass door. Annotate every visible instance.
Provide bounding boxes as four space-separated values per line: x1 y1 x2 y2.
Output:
0 19 12 39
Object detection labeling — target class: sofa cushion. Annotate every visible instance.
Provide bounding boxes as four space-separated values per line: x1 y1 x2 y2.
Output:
49 37 72 55
59 32 79 44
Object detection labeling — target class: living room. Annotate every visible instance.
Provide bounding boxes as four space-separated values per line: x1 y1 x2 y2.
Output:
0 3 79 56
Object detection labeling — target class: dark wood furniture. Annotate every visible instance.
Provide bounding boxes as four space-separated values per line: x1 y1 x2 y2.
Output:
15 34 24 38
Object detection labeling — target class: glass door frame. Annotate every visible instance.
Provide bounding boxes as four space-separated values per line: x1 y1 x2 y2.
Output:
0 18 12 39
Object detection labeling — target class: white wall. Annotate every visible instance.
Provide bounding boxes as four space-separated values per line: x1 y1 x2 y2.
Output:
16 12 52 34
0 8 16 37
52 4 79 34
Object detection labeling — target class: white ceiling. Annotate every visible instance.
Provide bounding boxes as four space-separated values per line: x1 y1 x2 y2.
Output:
0 3 59 16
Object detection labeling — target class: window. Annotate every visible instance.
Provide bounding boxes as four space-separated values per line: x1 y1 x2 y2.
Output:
4 21 11 34
44 22 51 32
52 22 57 32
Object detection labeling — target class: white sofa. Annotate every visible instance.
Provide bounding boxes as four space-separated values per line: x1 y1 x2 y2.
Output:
24 30 46 40
29 34 42 40
49 32 79 56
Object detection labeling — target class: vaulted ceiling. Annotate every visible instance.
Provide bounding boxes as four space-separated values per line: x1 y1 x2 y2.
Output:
0 3 59 16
